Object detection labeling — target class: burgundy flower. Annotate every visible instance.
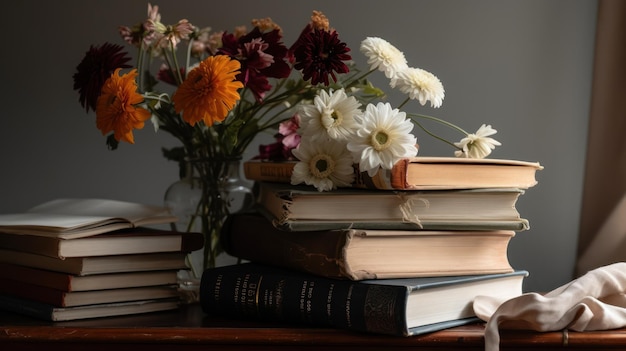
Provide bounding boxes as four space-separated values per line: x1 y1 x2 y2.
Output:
292 28 351 86
255 114 301 161
73 43 132 113
255 140 284 161
219 27 291 102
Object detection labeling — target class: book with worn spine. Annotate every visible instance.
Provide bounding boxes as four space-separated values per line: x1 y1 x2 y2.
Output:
256 182 530 232
221 212 516 280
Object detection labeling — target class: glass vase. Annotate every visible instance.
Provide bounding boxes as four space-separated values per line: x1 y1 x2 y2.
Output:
164 157 254 302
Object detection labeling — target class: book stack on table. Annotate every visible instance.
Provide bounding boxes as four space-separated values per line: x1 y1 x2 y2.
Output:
0 198 204 321
199 156 543 336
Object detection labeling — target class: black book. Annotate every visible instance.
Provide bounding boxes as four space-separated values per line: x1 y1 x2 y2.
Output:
200 263 528 336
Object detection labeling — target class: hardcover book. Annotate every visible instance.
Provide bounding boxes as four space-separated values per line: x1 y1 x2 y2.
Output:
0 250 190 275
0 262 180 291
0 294 180 321
0 280 179 307
221 212 517 280
200 263 528 336
0 198 178 239
0 227 204 259
244 156 543 190
256 182 529 232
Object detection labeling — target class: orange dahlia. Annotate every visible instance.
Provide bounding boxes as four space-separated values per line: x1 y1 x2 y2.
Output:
95 68 151 144
172 55 243 127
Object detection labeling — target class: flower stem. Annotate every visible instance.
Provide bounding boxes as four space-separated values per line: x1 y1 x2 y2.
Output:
407 112 469 150
408 112 469 135
398 97 411 109
411 119 462 150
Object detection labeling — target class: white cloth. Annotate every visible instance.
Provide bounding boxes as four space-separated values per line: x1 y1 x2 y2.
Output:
473 262 626 351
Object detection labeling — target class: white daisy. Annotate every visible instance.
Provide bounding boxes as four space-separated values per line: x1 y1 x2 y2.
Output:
299 89 361 142
347 102 418 177
454 124 502 159
291 138 355 192
360 37 408 79
393 67 445 108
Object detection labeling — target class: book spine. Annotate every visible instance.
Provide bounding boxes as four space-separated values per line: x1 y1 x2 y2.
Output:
220 213 356 279
0 280 66 306
243 161 294 183
0 294 56 321
200 266 409 336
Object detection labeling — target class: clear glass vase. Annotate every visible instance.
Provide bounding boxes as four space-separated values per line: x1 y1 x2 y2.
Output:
164 157 254 303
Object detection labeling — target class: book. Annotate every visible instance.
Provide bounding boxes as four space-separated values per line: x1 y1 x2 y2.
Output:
0 280 179 307
0 227 204 259
0 250 190 275
0 262 180 291
221 212 516 280
0 198 178 239
200 263 528 336
256 182 529 231
244 156 543 190
0 294 180 321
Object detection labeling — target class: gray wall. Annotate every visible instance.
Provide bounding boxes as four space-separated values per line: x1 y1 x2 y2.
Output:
0 0 597 292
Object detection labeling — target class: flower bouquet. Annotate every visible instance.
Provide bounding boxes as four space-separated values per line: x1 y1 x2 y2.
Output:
72 3 500 271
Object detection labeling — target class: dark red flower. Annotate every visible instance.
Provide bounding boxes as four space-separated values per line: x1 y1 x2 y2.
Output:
292 28 351 86
219 27 291 102
255 139 284 161
73 43 132 113
255 114 301 161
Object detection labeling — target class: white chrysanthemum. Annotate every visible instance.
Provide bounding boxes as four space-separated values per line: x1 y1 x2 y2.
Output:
291 138 355 192
347 102 418 177
454 124 502 159
393 67 445 108
360 37 408 79
299 89 361 142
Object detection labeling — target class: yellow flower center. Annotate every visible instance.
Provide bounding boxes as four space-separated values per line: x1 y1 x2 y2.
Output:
309 154 335 179
331 109 343 124
371 129 390 151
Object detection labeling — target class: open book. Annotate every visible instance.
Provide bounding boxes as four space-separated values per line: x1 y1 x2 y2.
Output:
0 198 178 239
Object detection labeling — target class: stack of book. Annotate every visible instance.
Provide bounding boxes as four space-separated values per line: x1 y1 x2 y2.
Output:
199 156 543 336
0 198 204 321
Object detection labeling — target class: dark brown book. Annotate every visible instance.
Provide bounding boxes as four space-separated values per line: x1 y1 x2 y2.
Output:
221 212 516 280
0 250 190 275
0 280 179 307
0 262 180 291
0 227 203 259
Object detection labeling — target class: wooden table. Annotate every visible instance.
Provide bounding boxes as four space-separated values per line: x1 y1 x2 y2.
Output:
1 303 626 350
